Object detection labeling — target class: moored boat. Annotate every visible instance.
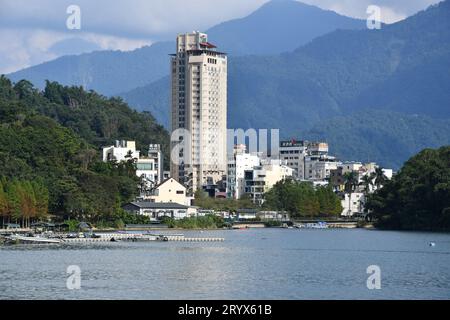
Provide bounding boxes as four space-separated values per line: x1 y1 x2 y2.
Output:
5 234 62 244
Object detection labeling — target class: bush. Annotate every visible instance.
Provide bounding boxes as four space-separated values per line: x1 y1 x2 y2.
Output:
264 220 282 227
65 219 80 232
164 214 225 229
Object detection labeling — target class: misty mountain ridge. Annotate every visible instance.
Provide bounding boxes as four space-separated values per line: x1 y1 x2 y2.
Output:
122 0 450 169
7 0 366 95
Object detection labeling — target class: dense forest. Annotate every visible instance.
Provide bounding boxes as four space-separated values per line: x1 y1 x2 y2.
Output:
0 76 169 225
366 146 450 231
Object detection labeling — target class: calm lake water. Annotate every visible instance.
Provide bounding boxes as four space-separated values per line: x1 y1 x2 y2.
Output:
1 228 450 300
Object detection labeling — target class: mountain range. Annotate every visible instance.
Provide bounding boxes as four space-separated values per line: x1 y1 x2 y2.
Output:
5 0 450 169
7 0 366 95
122 0 450 169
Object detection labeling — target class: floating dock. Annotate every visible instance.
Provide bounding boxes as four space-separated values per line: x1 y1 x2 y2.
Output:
62 233 224 243
1 232 225 244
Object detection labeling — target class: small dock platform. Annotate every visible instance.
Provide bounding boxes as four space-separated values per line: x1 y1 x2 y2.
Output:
62 233 224 243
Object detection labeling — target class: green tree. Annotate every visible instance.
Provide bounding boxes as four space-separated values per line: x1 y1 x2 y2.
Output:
264 180 341 218
372 167 387 190
359 174 373 195
0 179 8 226
6 180 22 224
366 146 450 231
19 181 36 228
316 186 343 217
32 180 49 220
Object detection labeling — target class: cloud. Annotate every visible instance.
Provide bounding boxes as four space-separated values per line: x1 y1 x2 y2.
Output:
0 28 59 74
0 0 442 74
301 0 440 23
0 27 153 74
0 0 267 73
0 0 268 40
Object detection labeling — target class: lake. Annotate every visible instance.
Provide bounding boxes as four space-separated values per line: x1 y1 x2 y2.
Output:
1 228 450 300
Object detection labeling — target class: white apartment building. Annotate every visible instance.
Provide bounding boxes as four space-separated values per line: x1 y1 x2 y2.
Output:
304 142 340 181
170 31 227 195
244 159 294 205
279 140 307 180
102 140 140 162
341 162 364 174
103 141 163 189
341 192 365 216
136 144 164 190
227 144 261 199
304 155 340 181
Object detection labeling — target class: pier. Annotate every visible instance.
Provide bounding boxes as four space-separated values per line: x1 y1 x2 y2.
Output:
62 237 225 243
62 234 224 243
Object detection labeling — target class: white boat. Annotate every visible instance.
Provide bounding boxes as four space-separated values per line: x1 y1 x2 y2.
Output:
294 222 328 229
306 222 328 229
5 234 62 244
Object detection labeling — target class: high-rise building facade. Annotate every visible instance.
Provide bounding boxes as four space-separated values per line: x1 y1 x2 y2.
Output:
170 32 227 195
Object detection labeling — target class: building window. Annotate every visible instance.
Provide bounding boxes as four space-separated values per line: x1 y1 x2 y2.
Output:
136 163 153 170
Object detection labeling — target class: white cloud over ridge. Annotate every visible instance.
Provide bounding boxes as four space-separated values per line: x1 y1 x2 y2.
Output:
0 0 442 74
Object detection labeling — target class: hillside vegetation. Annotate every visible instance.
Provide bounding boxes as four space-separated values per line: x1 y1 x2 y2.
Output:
367 146 450 231
0 76 169 224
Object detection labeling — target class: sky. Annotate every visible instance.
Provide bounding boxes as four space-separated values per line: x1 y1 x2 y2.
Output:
0 0 442 74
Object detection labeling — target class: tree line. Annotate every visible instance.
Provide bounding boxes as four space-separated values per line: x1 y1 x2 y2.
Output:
263 179 343 218
193 190 256 212
366 146 450 231
0 178 49 228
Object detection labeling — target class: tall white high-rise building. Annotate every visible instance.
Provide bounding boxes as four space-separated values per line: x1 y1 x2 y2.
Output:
170 32 227 195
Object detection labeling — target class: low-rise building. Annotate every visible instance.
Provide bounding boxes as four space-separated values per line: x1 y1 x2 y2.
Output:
145 178 192 206
329 161 394 217
136 144 164 191
341 192 365 216
122 202 192 220
244 159 294 205
329 166 345 192
227 144 261 199
257 211 290 221
279 140 307 180
136 158 158 189
304 154 340 181
102 141 164 191
330 162 394 194
102 140 140 162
